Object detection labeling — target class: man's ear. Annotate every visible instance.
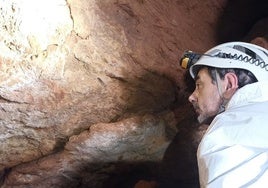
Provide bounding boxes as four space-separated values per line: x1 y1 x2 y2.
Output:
222 72 239 99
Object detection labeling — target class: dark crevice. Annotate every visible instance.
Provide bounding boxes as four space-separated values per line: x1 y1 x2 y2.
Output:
0 168 11 187
216 0 268 43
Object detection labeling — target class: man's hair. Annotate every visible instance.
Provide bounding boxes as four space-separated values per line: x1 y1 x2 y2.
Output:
207 67 258 88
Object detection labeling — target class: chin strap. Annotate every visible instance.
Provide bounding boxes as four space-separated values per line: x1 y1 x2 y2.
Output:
215 69 228 114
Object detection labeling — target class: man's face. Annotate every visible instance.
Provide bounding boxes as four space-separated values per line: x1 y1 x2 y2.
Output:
188 67 222 124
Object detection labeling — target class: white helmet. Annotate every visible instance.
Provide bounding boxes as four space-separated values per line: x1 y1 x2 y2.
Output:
180 42 268 81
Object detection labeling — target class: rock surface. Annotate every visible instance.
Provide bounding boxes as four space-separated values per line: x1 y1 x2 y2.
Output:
0 0 267 187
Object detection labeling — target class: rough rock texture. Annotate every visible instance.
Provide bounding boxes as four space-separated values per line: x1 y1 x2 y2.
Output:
3 114 173 187
0 0 267 187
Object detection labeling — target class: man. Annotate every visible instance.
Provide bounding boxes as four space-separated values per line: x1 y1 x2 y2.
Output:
180 41 268 187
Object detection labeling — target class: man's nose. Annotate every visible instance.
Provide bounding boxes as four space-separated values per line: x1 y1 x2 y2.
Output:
188 92 196 103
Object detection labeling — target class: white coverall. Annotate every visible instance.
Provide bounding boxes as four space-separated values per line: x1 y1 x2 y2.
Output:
198 81 268 188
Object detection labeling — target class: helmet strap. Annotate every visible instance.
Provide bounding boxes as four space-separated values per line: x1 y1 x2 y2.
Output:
215 69 228 113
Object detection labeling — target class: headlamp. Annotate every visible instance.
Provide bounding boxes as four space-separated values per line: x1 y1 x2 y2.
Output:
179 51 201 69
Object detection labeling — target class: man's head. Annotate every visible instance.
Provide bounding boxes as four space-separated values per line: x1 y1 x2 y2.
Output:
180 42 268 124
188 66 257 124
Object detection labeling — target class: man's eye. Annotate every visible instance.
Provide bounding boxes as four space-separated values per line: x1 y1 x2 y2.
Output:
195 82 202 89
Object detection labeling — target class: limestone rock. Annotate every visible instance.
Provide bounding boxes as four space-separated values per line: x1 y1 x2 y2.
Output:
3 114 174 187
0 0 266 187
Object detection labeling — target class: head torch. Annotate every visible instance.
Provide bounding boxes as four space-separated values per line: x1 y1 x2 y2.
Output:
179 51 202 69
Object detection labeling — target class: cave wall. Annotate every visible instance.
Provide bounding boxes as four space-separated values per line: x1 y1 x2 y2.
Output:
0 0 267 187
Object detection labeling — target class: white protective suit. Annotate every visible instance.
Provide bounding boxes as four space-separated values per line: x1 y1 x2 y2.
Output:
198 81 268 188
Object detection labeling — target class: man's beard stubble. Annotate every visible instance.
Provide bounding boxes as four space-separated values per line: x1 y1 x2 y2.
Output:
194 104 223 125
197 115 215 125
